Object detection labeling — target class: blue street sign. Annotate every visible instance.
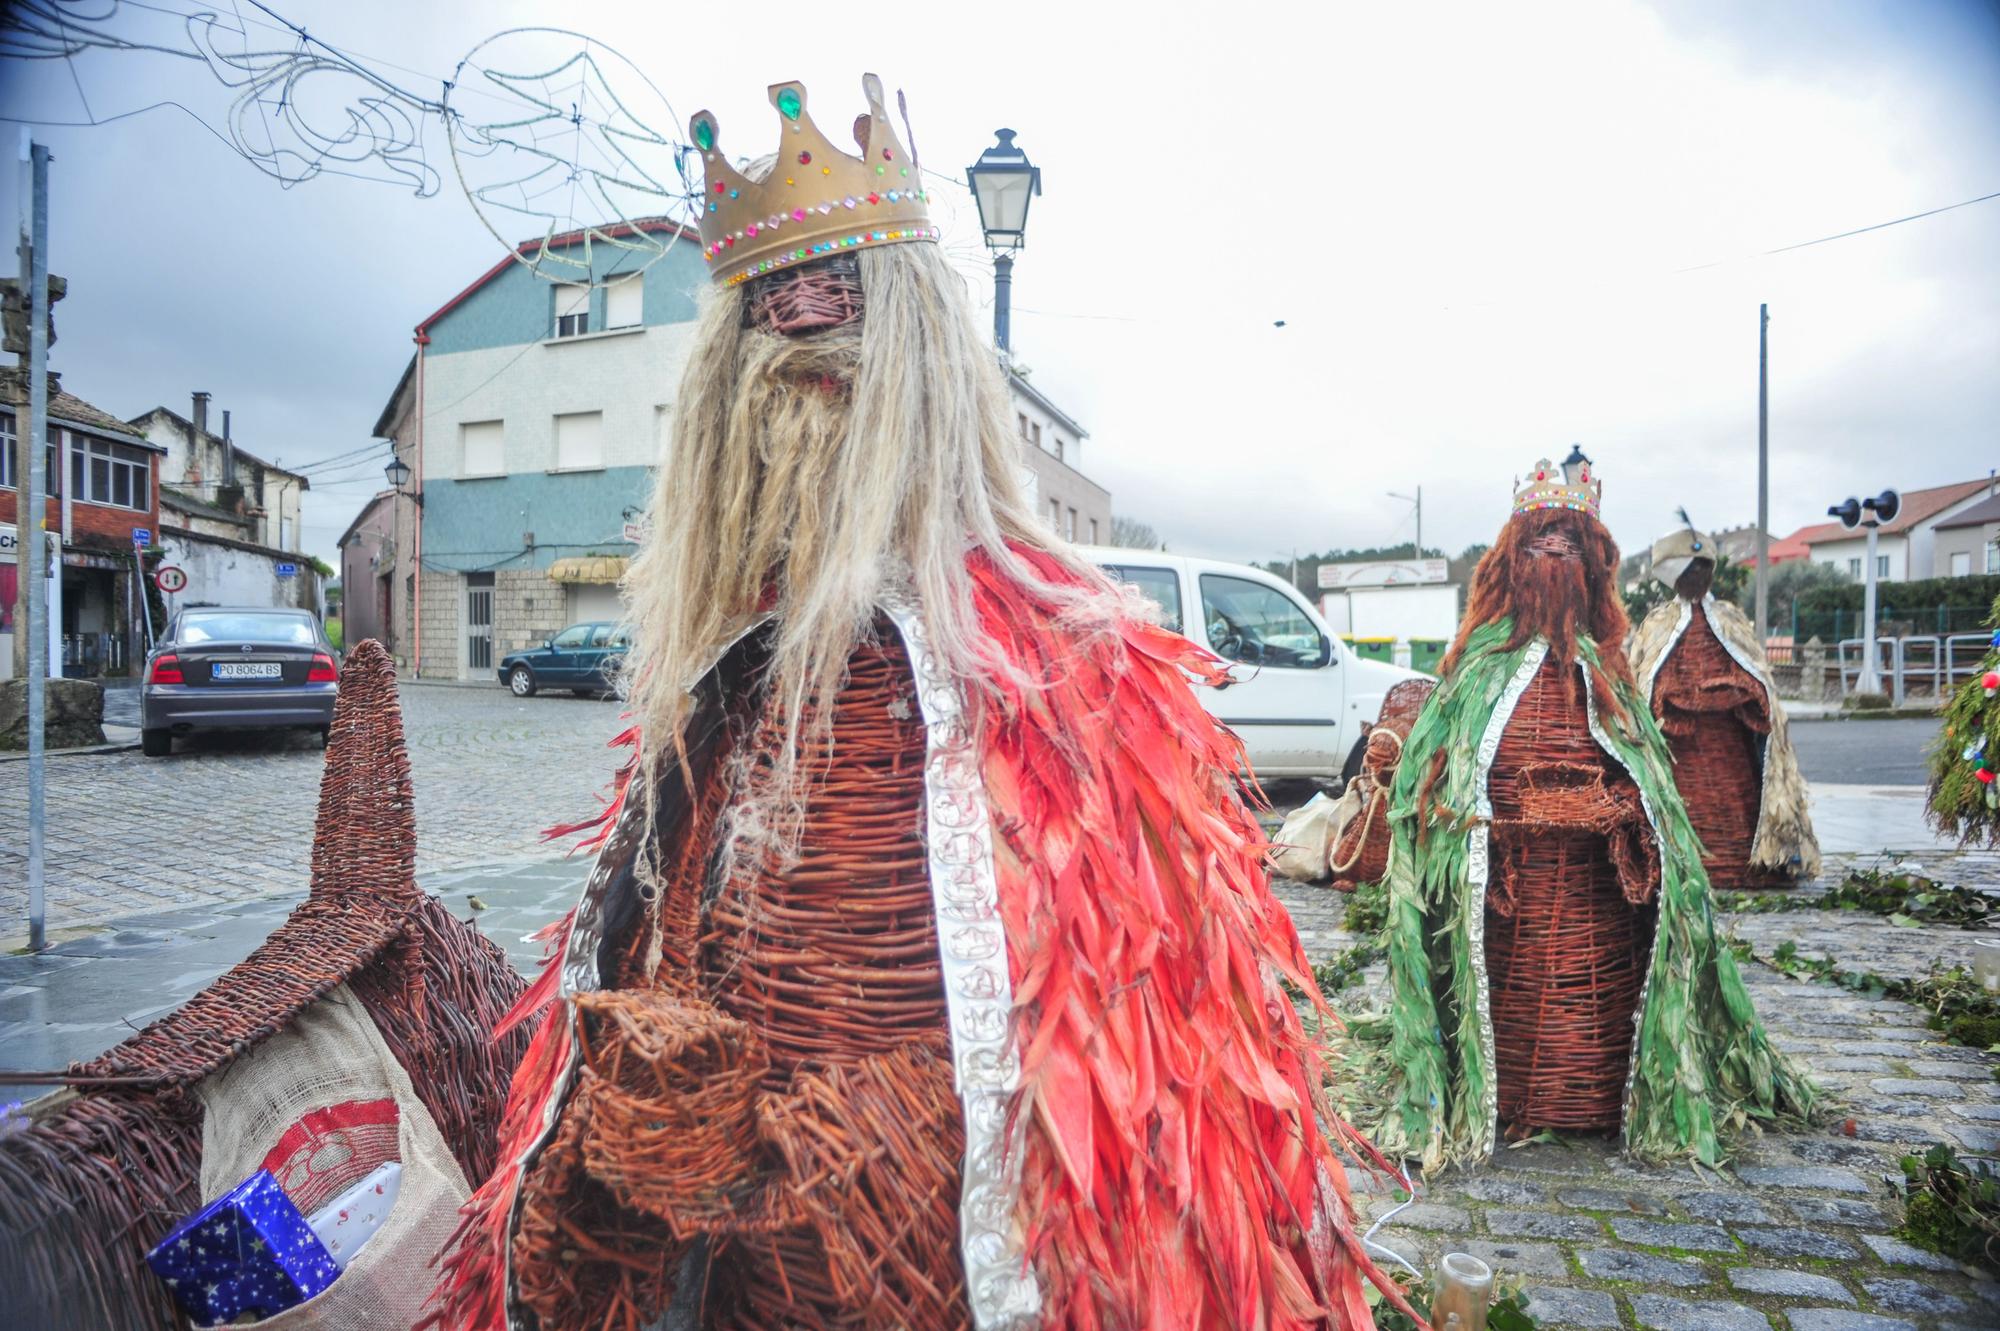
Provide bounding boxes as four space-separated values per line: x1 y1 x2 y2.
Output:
276 562 298 578
131 527 152 547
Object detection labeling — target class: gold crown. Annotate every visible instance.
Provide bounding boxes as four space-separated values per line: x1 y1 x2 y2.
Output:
689 74 938 288
1513 446 1603 519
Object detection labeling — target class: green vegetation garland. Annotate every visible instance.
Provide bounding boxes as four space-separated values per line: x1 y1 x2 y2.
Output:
1927 592 2000 847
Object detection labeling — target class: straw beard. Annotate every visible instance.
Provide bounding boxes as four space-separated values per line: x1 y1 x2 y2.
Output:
1445 507 1635 724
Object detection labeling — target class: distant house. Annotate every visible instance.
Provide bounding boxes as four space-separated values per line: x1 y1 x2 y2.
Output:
377 218 707 681
0 368 165 679
1006 364 1111 546
129 397 310 553
1932 491 2000 577
1798 477 1996 583
127 397 321 618
336 490 398 651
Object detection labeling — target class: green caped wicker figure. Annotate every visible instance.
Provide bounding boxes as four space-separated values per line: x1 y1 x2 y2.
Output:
1358 451 1817 1172
1925 592 2000 846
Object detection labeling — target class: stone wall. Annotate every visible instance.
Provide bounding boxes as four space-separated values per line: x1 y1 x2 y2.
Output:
417 569 459 680
494 569 568 658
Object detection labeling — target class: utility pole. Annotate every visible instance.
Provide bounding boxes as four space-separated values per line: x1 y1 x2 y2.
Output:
18 131 50 952
1755 303 1770 645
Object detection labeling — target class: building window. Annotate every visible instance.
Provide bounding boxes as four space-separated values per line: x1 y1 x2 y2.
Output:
1876 554 1889 578
0 412 60 495
1847 557 1861 578
1032 421 1043 449
605 276 642 329
1018 413 1029 439
1988 542 1999 574
1053 437 1065 463
67 434 149 510
1089 518 1099 544
1048 498 1061 529
554 284 590 338
1066 507 1078 541
1950 551 1971 577
462 420 505 476
556 411 605 471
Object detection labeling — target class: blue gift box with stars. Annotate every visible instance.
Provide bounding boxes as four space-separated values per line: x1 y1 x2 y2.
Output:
145 1168 340 1325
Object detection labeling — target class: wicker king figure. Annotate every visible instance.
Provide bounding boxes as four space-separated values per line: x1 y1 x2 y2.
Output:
431 75 1414 1331
1356 450 1815 1171
1627 521 1820 890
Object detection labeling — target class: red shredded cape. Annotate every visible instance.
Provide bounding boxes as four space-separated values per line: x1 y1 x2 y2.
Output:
429 545 1412 1331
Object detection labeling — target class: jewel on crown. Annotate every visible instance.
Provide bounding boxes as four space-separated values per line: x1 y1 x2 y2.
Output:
690 74 939 288
1512 444 1604 519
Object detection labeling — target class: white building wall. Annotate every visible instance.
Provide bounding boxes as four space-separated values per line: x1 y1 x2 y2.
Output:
1811 534 1910 582
156 530 318 614
420 323 699 481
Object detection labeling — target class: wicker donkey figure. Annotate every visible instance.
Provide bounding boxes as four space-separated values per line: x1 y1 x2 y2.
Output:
1352 449 1816 1172
431 73 1416 1331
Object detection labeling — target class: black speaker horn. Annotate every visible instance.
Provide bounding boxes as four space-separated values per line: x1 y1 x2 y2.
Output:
1865 489 1900 524
1828 497 1862 529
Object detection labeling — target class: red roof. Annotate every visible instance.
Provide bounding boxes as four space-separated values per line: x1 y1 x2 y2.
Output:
1801 478 1996 542
1742 523 1827 568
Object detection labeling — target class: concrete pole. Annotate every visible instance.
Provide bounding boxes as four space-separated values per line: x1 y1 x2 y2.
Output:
1755 304 1770 645
1856 521 1882 696
21 132 50 951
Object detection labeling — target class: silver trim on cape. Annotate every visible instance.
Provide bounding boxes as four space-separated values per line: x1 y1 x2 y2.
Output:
1465 638 1549 1162
881 593 1042 1330
502 607 1038 1329
1576 661 1672 1145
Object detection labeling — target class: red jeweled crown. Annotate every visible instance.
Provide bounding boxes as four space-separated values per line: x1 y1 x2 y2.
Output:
1513 446 1603 520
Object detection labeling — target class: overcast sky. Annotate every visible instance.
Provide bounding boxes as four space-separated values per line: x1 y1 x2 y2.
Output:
2 0 1995 569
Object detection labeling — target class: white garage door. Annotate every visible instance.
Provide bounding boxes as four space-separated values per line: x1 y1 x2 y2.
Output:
566 582 625 627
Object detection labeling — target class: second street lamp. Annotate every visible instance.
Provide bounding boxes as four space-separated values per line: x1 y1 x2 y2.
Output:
966 128 1041 354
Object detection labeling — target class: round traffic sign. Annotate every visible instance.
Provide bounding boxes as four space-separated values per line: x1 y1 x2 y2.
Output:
154 565 188 594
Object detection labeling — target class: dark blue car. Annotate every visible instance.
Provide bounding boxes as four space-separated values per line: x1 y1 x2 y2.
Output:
497 621 629 698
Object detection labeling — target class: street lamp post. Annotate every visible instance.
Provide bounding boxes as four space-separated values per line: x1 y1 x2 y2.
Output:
966 128 1041 355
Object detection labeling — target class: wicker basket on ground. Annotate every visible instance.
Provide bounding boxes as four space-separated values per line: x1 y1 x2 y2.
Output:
0 642 531 1330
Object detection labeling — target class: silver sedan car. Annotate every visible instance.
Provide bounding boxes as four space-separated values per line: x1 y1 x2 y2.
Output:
140 607 340 757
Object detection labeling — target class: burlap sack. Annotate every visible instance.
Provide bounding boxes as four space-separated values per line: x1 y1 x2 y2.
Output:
1272 788 1363 882
195 984 470 1329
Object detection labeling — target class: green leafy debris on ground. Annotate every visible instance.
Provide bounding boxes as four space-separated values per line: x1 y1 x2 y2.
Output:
1730 938 2000 1056
1896 1143 2000 1271
1722 865 1994 930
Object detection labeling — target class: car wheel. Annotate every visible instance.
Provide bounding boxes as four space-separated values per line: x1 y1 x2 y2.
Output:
509 664 538 697
1340 737 1368 789
141 728 172 758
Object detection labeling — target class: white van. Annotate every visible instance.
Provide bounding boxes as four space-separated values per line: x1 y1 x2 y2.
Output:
1081 547 1431 781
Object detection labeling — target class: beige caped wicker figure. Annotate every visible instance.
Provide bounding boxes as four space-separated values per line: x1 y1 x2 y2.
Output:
1627 517 1820 889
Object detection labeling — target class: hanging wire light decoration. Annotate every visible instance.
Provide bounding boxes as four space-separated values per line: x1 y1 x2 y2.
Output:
0 5 701 286
443 28 697 287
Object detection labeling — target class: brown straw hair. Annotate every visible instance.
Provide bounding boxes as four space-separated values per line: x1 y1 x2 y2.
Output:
1445 506 1635 727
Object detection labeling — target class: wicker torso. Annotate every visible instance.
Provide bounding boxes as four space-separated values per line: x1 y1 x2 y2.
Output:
1486 655 1659 1135
514 627 967 1331
1653 601 1778 891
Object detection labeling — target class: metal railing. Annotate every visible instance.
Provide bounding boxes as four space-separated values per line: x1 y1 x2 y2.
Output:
60 631 128 677
1835 632 1988 705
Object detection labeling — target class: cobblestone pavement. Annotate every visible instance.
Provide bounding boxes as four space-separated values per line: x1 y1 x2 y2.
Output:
0 683 629 947
1274 876 2000 1331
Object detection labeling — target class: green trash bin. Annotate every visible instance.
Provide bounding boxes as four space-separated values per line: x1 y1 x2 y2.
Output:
1408 638 1446 675
1348 636 1396 664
